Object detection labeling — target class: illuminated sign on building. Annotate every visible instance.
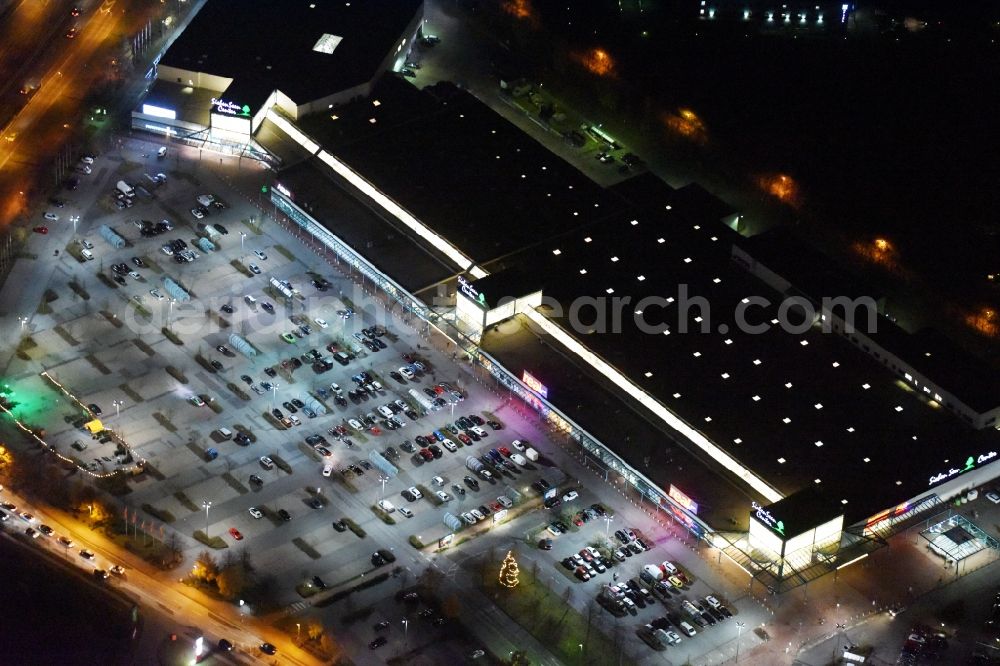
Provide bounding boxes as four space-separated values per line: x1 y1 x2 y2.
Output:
458 275 487 309
927 450 996 486
211 98 250 117
522 370 548 398
276 183 292 198
668 484 699 514
142 103 176 120
751 501 785 536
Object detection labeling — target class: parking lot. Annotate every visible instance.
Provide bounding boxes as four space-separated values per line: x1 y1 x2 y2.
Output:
0 137 774 664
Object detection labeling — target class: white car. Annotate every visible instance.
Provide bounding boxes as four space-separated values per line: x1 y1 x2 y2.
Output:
496 496 513 508
460 512 476 525
331 383 343 395
248 507 263 519
471 426 487 437
562 490 579 503
509 453 527 466
705 595 722 609
248 263 261 275
470 508 484 521
664 630 682 645
406 486 423 499
322 465 333 477
511 439 526 451
399 366 415 380
44 212 59 221
128 271 141 280
258 456 274 469
431 476 445 486
436 491 452 502
441 439 457 452
987 491 1000 504
190 208 204 219
348 418 363 431
149 289 164 300
398 507 414 518
377 500 395 514
314 318 328 329
254 250 267 261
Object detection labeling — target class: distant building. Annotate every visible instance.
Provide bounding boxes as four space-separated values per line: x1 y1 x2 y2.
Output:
132 0 424 156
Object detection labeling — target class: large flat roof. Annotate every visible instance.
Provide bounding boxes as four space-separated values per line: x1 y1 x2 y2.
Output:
265 68 999 525
160 0 422 108
739 228 1000 413
476 194 1000 524
480 314 763 530
272 159 457 295
297 79 628 265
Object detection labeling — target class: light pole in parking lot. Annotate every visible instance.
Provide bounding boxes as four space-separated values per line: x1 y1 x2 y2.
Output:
240 231 246 258
401 618 408 652
735 621 746 661
168 299 176 326
379 475 388 500
202 500 212 537
604 514 614 538
112 399 124 420
271 384 278 408
18 315 27 331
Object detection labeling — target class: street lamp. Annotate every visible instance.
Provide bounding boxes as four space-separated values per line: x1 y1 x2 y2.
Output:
18 316 27 331
604 514 614 538
202 500 212 537
296 622 301 643
112 399 124 419
402 618 408 648
735 621 746 662
379 475 388 500
240 231 247 257
168 299 176 326
271 383 278 408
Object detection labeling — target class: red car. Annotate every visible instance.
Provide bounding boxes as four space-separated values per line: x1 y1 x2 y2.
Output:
499 447 511 457
418 448 434 461
32 226 48 234
228 527 244 541
457 433 471 445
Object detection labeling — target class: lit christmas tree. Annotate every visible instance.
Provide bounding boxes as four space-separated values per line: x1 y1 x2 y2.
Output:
498 550 520 588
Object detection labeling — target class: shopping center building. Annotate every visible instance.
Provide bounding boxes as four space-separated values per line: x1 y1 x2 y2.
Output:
132 0 424 159
154 46 999 590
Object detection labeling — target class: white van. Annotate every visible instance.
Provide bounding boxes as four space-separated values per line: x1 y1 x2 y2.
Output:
196 194 215 207
215 427 233 440
80 249 94 261
289 414 301 426
524 447 539 461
